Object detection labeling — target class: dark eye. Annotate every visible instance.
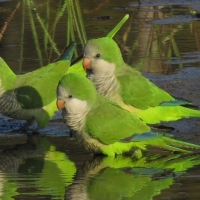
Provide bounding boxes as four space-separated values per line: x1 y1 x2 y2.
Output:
96 54 101 58
68 95 73 98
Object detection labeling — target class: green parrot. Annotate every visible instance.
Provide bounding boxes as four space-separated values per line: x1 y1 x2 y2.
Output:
82 37 200 124
0 42 75 130
56 73 200 157
67 14 130 77
0 14 129 133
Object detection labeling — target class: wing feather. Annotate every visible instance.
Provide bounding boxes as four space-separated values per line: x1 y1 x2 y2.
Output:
85 98 150 144
117 65 174 109
15 61 70 109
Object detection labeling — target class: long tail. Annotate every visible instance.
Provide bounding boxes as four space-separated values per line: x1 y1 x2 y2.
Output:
146 137 200 153
53 41 76 63
135 106 200 124
160 97 195 107
132 131 200 153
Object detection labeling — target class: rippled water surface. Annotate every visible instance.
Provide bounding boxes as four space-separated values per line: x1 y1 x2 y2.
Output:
1 0 200 199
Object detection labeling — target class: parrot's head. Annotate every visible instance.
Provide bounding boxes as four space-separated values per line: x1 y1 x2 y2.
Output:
56 73 97 116
82 37 124 79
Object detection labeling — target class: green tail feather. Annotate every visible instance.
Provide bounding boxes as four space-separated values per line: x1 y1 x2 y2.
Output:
163 137 200 150
130 131 200 154
101 137 200 156
103 132 200 156
135 105 200 124
160 98 194 107
143 137 200 153
53 41 76 63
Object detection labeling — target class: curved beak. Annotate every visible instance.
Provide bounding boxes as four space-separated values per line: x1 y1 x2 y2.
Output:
56 99 65 110
82 57 92 71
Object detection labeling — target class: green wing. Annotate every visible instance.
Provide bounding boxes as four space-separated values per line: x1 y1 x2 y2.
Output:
85 97 150 144
117 65 175 109
15 60 70 109
14 41 76 109
0 57 16 90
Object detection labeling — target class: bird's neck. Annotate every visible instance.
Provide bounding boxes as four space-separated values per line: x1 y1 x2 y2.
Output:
89 63 121 102
64 100 90 132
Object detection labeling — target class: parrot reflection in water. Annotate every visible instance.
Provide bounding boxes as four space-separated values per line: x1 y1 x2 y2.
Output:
65 154 200 200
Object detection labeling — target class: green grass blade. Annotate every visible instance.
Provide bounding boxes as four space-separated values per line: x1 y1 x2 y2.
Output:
44 0 50 50
19 0 25 73
74 0 87 44
27 0 43 67
106 14 129 38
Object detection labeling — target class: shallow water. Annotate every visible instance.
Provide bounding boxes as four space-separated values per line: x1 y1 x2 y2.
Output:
1 0 200 74
1 0 200 199
1 135 200 200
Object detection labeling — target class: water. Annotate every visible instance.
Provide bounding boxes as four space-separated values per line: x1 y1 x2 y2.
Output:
1 0 200 199
1 135 200 200
2 0 200 74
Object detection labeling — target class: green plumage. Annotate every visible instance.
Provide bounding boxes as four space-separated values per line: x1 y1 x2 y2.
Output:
86 96 150 144
83 37 200 124
67 14 130 77
0 42 75 128
59 73 96 104
15 62 67 108
0 13 130 130
117 65 174 109
57 73 200 157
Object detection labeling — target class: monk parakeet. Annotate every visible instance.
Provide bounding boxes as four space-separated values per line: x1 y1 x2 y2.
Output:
56 73 200 157
82 37 200 124
67 14 130 77
0 41 75 130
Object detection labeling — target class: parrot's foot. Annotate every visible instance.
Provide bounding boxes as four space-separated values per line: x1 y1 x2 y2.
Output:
69 129 76 140
132 149 143 159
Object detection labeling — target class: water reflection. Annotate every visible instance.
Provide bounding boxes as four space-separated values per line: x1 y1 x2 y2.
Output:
1 0 200 74
124 1 200 74
0 0 87 73
65 153 200 200
0 135 200 199
0 135 77 199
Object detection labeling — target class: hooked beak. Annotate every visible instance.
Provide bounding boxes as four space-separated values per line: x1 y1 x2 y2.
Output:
56 99 65 110
82 57 92 71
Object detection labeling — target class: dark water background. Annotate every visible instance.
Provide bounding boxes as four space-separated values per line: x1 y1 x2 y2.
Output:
1 0 200 199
